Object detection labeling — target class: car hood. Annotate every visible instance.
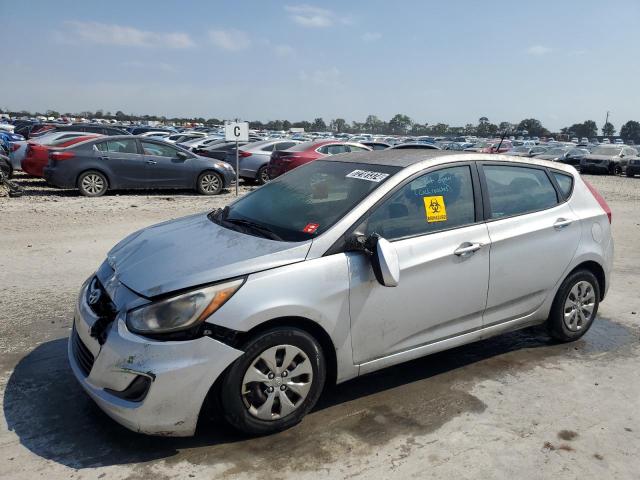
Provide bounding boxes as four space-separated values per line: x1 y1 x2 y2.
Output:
106 213 312 297
535 154 561 160
584 154 617 161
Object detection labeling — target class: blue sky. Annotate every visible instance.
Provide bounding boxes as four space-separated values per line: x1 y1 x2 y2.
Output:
1 0 639 130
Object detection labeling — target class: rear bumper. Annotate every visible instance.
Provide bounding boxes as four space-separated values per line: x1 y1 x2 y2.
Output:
267 162 288 179
68 280 244 436
21 158 45 177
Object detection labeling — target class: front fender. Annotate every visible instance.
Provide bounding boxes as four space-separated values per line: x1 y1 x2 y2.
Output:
210 254 358 383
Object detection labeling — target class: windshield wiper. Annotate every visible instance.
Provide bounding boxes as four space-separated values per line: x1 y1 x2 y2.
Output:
208 206 282 240
224 217 283 241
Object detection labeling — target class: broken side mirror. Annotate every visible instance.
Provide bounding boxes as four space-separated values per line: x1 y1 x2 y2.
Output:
347 233 400 287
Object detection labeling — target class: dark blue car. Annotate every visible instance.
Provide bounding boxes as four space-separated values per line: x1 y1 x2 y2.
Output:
43 136 235 196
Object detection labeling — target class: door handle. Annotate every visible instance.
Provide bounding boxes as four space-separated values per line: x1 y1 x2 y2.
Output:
454 242 483 257
553 218 573 230
146 160 157 165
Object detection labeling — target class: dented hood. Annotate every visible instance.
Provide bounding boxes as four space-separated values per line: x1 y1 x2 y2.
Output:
107 213 311 297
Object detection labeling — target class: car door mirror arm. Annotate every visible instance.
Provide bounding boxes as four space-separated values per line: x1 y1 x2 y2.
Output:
346 233 400 287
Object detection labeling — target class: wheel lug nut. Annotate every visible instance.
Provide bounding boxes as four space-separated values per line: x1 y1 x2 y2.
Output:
282 371 288 377
268 373 275 380
268 386 274 393
280 385 286 391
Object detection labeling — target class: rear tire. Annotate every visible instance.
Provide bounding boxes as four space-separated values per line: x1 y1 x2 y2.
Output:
547 270 600 342
77 170 108 197
197 171 223 195
220 327 326 436
613 165 622 175
256 165 270 185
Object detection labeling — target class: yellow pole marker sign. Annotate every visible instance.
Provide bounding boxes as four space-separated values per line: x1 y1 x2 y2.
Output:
423 196 448 222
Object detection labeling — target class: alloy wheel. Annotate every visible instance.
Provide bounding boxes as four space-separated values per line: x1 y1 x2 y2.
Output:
241 344 313 421
563 280 596 332
200 173 220 193
81 174 105 195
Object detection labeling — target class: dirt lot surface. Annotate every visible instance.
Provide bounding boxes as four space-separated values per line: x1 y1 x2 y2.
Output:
1 173 639 479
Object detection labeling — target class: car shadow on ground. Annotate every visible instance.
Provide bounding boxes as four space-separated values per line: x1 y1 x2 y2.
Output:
9 173 251 198
3 318 632 470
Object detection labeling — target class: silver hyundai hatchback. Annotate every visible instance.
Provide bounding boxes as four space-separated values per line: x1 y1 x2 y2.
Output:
69 150 613 436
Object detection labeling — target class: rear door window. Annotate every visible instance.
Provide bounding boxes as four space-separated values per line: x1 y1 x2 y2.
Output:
104 139 139 154
483 165 558 219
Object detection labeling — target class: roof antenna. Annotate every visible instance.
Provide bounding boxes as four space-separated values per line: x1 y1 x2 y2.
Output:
495 127 509 153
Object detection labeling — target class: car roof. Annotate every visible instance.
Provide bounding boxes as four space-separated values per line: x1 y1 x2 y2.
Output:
322 150 577 173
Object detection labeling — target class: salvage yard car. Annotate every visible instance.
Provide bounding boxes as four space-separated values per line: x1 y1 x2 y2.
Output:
69 150 613 436
579 145 638 175
43 136 236 196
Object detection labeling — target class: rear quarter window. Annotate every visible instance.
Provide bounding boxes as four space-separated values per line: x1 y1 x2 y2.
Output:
551 171 574 199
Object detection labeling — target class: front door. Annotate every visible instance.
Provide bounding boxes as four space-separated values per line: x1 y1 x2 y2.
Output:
348 164 490 365
140 140 192 188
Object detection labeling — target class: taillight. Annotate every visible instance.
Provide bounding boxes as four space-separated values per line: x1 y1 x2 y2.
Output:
239 150 251 158
584 179 612 224
49 151 76 161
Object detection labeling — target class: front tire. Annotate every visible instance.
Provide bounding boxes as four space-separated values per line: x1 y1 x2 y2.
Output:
547 270 600 342
220 327 326 435
613 164 622 175
78 170 108 197
197 171 223 195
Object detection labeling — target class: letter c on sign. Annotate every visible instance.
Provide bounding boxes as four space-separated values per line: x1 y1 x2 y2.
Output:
234 126 240 137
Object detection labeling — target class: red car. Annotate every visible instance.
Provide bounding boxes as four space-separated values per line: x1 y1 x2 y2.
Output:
22 135 101 177
480 140 513 153
268 140 372 178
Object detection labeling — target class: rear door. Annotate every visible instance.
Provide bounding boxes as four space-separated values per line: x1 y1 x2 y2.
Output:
479 163 581 326
140 140 193 187
95 138 145 187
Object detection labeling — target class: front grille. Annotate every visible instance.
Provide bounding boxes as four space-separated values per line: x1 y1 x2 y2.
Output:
86 277 116 320
72 326 95 376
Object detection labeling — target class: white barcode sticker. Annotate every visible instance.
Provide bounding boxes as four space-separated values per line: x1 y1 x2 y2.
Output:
346 170 390 182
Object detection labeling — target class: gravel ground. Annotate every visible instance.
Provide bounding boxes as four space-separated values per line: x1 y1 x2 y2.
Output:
0 172 639 480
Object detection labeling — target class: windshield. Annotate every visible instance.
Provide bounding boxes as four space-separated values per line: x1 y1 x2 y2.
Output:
591 146 622 156
212 160 400 242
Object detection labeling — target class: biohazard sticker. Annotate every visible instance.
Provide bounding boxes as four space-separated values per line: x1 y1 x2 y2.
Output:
423 196 448 222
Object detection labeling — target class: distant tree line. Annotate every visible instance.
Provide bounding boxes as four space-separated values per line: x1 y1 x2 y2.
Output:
2 107 639 143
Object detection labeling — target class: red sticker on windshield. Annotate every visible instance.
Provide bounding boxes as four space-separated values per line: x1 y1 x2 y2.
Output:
303 223 320 234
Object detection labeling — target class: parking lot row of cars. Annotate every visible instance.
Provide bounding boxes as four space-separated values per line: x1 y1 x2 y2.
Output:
1 121 638 196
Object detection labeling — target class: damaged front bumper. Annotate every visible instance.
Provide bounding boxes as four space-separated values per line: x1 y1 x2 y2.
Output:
68 279 244 436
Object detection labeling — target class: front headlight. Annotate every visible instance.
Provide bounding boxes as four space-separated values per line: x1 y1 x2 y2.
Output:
126 278 244 334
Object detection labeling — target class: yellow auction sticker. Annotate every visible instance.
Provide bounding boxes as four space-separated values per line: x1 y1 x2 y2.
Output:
423 195 448 222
